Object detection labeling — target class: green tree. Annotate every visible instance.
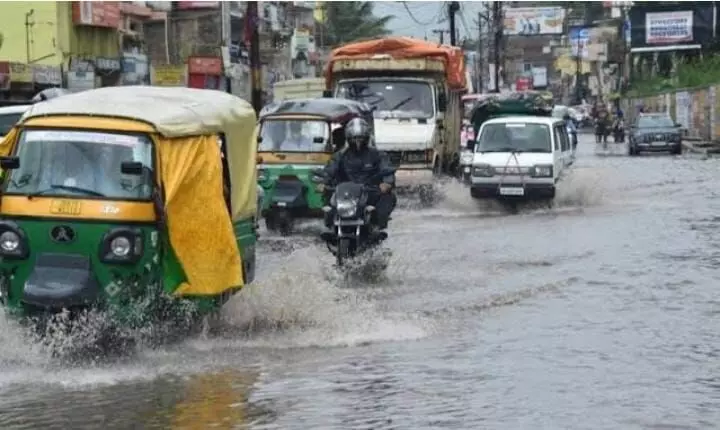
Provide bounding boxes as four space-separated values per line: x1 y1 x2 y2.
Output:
319 2 394 48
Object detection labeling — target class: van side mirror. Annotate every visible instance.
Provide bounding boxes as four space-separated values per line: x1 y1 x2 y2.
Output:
0 156 19 170
466 140 476 151
121 161 143 175
322 90 333 98
257 135 263 142
674 122 682 128
438 93 447 112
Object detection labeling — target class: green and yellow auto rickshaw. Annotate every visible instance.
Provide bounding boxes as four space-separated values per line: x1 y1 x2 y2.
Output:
0 86 259 327
257 97 374 235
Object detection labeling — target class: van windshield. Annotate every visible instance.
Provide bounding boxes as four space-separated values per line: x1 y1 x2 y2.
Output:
476 122 552 153
5 130 154 200
336 81 434 119
259 119 330 152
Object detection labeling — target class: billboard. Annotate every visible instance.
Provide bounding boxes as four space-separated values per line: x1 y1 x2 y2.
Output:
645 11 693 44
503 7 566 36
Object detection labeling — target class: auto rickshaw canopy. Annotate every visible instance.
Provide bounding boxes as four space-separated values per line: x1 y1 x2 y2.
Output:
2 86 258 295
259 97 374 123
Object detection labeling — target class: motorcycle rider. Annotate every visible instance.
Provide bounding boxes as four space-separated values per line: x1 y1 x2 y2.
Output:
319 117 396 233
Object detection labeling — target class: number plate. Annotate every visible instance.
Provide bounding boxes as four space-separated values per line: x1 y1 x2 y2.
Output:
49 199 82 215
651 141 667 146
499 187 525 196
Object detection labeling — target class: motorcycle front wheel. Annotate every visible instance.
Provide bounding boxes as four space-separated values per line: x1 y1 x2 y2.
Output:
337 238 350 267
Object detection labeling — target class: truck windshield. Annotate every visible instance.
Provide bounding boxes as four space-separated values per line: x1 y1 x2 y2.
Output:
337 81 434 119
259 119 330 152
5 129 154 200
477 123 552 153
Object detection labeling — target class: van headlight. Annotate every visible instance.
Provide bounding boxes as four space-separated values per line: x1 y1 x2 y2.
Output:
336 199 358 218
531 165 553 177
472 164 494 177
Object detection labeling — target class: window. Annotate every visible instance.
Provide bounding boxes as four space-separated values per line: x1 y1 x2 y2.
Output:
259 119 330 152
476 122 552 153
336 80 435 119
6 129 154 200
553 125 562 151
558 125 570 151
637 115 674 129
0 112 24 137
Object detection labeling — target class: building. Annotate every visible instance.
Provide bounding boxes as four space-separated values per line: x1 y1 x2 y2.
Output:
0 1 161 100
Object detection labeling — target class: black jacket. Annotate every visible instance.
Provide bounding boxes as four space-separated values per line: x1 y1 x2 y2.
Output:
324 147 395 186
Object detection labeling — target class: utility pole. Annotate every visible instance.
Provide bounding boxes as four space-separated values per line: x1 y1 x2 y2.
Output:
476 11 485 93
491 2 502 93
575 40 583 104
246 1 262 114
431 29 448 44
448 1 460 46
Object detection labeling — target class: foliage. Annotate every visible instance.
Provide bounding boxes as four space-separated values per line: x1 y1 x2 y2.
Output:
319 2 394 48
627 55 720 97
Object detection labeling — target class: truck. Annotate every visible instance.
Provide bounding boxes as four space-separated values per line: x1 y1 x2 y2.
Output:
272 77 326 102
325 37 468 199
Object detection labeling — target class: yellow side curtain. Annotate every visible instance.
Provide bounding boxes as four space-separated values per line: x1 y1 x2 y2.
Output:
157 135 243 296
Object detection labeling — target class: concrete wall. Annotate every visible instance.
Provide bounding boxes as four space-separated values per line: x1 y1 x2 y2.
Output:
623 85 720 141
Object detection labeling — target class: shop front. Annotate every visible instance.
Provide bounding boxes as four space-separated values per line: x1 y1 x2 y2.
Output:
31 65 63 92
95 56 123 87
187 56 225 90
121 52 150 85
8 63 34 100
67 58 96 93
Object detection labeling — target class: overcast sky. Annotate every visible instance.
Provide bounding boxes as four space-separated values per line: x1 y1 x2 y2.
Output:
372 1 488 41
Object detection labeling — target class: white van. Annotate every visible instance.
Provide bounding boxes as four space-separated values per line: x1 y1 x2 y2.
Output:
468 116 572 201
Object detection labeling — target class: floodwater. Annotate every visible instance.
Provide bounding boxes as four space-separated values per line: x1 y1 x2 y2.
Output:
1 134 719 429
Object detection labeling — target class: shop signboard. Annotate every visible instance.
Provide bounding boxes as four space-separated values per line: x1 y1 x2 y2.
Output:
72 1 121 28
645 11 693 44
32 65 62 86
9 62 32 84
152 65 186 86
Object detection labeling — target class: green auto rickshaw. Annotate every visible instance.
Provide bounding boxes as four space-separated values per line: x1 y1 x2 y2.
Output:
0 86 259 330
257 97 374 235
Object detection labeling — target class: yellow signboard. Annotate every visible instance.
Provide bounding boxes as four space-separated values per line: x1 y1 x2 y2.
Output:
9 62 32 83
152 65 185 86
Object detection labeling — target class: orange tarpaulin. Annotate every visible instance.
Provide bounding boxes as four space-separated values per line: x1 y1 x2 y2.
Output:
326 37 467 90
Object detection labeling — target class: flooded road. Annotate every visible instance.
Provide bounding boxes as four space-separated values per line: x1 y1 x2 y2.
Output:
1 135 719 429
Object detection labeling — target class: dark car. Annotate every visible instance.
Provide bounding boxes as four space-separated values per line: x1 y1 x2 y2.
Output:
628 114 683 156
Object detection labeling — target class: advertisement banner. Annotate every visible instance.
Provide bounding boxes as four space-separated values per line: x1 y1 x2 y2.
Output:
504 7 566 36
121 53 149 85
152 65 186 86
72 2 121 28
645 11 693 44
187 56 223 75
9 63 32 84
32 65 62 86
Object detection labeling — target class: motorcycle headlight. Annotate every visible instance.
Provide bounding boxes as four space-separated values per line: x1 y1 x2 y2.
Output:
460 152 474 165
336 199 358 218
472 164 494 177
531 165 553 178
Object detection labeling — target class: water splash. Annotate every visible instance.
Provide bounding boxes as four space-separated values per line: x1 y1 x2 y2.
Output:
219 245 432 349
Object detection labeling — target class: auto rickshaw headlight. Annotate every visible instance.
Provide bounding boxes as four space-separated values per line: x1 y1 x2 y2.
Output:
0 222 29 259
100 228 143 264
110 237 131 257
0 231 20 252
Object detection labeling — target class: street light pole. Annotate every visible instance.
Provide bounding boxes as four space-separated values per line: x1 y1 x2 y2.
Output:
575 41 583 104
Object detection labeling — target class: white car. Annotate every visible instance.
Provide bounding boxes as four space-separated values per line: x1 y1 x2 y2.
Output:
0 104 32 138
469 116 572 202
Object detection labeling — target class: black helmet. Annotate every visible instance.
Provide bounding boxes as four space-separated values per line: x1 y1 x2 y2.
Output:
563 113 571 121
345 117 370 151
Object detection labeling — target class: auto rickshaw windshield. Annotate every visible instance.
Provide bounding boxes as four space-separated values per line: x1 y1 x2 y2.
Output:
259 119 330 152
5 129 154 200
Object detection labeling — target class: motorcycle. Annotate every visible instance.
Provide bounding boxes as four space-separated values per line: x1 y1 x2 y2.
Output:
313 168 395 267
613 119 625 143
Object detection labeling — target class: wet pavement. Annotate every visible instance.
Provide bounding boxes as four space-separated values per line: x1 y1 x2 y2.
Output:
1 134 719 429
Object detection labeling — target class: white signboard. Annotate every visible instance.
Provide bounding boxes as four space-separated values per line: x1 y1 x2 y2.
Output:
503 7 566 36
646 11 693 45
531 67 547 87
